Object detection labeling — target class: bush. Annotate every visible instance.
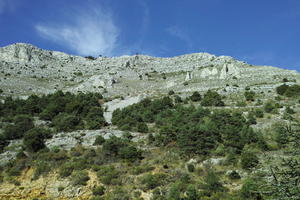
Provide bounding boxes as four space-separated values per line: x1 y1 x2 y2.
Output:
137 122 148 133
52 113 81 132
23 128 51 152
168 90 175 96
244 91 255 101
240 178 262 199
71 171 90 186
201 90 224 106
276 84 289 95
241 151 259 169
228 170 241 180
59 163 74 178
92 185 105 196
190 91 202 102
3 114 34 140
119 145 142 161
254 109 264 118
187 163 195 173
140 173 167 190
264 101 276 113
94 135 105 145
201 169 226 193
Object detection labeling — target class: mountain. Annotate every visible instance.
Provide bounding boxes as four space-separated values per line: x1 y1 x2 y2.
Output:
0 43 299 98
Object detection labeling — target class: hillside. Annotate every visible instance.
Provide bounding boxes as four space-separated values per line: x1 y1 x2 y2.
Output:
0 43 300 200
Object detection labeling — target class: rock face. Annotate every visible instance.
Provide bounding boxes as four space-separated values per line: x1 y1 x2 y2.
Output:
0 43 299 98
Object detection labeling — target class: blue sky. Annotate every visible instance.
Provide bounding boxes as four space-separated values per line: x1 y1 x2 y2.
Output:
0 0 300 71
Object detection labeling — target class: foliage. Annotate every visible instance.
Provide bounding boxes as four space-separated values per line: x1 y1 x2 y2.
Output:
241 151 259 170
3 114 34 140
276 84 300 97
140 173 168 190
190 91 202 102
201 169 226 193
240 178 262 199
23 128 51 152
92 185 105 196
94 135 106 145
71 170 90 186
244 90 255 101
201 90 225 106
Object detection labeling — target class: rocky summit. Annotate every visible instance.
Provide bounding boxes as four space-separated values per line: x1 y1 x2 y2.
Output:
0 43 299 98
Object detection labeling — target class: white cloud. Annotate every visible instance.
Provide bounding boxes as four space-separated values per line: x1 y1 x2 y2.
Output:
35 6 119 56
166 26 193 49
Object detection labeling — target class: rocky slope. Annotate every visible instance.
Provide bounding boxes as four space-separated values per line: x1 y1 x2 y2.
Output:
0 43 299 98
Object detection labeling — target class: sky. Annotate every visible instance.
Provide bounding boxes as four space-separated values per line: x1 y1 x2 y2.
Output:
0 0 300 71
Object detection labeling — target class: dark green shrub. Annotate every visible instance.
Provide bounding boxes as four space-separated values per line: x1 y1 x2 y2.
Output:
3 114 34 140
187 163 195 173
119 145 142 161
241 151 259 170
59 163 74 178
264 101 276 113
97 165 120 185
71 171 90 186
201 169 226 193
52 113 80 132
168 90 175 96
137 122 148 133
92 185 105 196
140 173 167 190
85 107 106 129
276 84 289 95
201 90 224 106
244 91 255 101
94 135 105 145
190 91 202 102
23 128 51 152
254 109 264 118
228 170 241 180
240 178 262 199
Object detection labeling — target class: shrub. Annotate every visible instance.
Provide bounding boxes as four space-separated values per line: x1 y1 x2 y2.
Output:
23 128 50 152
244 91 255 101
201 90 224 106
94 135 105 145
201 169 226 193
168 90 175 96
276 84 289 95
52 113 81 132
254 109 264 118
59 163 74 178
92 185 105 196
190 91 202 102
241 151 259 170
228 170 241 180
187 163 195 173
140 173 167 190
239 178 262 199
119 145 142 161
264 101 276 113
3 114 34 140
71 171 90 186
137 122 148 133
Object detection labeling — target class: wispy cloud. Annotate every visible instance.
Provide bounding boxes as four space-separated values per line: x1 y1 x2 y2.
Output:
166 26 193 49
35 4 119 56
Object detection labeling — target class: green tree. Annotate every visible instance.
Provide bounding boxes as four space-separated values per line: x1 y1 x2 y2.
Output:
190 91 202 102
23 128 51 152
201 90 224 106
